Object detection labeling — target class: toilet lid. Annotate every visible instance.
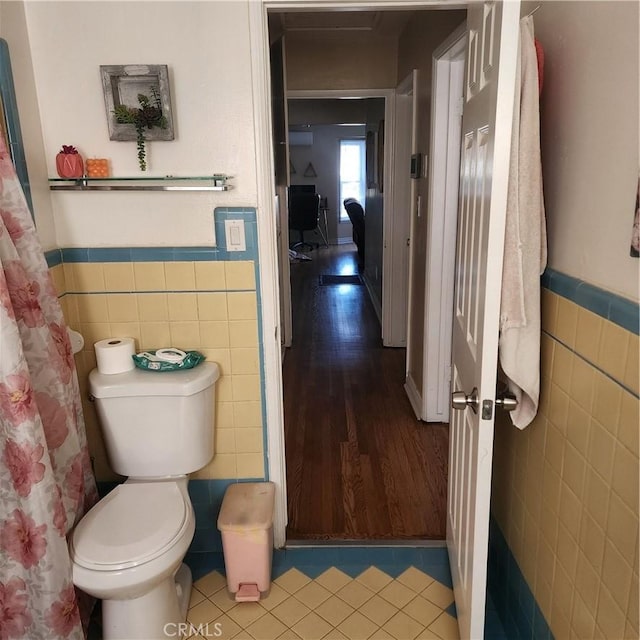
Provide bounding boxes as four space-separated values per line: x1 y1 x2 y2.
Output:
72 483 189 570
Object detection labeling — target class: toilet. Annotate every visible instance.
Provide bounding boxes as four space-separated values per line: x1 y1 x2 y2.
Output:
69 362 220 640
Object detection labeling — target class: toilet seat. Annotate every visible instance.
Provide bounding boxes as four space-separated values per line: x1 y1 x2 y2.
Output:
71 483 190 571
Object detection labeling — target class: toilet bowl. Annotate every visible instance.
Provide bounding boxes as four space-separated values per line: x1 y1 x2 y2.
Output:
70 478 195 639
71 360 220 640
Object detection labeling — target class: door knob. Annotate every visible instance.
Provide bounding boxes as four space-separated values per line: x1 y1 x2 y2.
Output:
451 387 479 413
495 391 518 411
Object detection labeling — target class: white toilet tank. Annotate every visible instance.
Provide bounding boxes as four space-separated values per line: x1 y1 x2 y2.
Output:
89 362 220 477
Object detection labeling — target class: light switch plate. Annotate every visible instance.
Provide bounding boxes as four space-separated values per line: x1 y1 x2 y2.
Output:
225 219 246 252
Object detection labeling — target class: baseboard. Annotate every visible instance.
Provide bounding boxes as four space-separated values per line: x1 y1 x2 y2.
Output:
404 375 423 420
362 273 382 325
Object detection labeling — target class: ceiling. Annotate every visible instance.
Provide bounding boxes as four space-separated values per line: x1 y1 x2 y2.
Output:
274 11 414 38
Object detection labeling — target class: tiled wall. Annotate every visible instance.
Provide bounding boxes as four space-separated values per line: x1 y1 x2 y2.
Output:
490 270 639 640
46 208 267 484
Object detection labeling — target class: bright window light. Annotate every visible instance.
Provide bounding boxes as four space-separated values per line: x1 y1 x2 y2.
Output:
339 139 366 222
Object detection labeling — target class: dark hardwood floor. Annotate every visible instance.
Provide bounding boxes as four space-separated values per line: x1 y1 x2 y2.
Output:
283 244 449 541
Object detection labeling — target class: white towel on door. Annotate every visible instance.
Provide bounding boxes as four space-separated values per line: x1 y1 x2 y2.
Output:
499 15 548 429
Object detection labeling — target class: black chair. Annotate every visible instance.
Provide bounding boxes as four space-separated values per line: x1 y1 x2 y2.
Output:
343 198 365 269
289 192 321 251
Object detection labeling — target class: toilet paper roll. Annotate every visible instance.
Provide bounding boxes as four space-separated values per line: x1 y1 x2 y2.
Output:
94 337 136 374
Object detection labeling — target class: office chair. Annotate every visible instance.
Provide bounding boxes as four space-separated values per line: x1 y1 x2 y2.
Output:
343 198 365 269
289 192 321 251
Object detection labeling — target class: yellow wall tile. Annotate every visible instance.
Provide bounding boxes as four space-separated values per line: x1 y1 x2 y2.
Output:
50 264 66 296
140 322 171 349
601 540 633 614
234 401 263 428
235 428 263 453
200 322 230 349
79 322 111 351
103 263 135 292
565 400 590 456
579 512 605 571
195 262 226 290
584 466 610 530
611 441 639 512
624 334 639 395
224 261 255 290
167 293 199 321
587 419 615 484
618 392 640 457
201 349 231 375
544 423 565 474
197 293 228 320
540 333 555 380
165 262 196 291
232 375 261 402
74 263 105 292
562 442 586 500
541 289 559 335
64 294 80 325
107 294 139 322
606 492 638 568
592 371 623 435
236 453 264 477
556 522 579 578
138 294 169 321
63 263 76 291
571 593 596 640
569 356 595 415
230 348 260 375
551 343 573 394
575 551 600 610
77 294 108 323
216 375 233 402
216 401 235 429
229 320 259 347
575 307 603 364
108 323 141 345
598 320 631 384
596 584 627 640
169 321 200 348
547 383 569 433
227 291 258 320
555 296 579 349
133 262 166 291
215 429 236 454
194 453 236 479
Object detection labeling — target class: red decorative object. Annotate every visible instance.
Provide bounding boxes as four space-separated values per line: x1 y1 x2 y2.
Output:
56 145 84 178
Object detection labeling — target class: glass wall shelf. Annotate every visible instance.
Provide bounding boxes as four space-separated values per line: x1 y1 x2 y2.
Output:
48 175 233 192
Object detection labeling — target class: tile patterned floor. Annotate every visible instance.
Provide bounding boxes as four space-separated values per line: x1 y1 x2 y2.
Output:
185 566 460 640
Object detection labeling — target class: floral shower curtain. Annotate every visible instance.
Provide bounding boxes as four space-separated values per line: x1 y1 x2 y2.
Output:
0 138 97 639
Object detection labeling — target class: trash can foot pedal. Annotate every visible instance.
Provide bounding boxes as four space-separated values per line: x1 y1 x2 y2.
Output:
235 583 260 602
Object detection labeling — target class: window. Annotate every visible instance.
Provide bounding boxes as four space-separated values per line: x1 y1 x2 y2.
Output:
339 139 366 222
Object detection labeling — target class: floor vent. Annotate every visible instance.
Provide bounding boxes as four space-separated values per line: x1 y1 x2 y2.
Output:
319 274 363 286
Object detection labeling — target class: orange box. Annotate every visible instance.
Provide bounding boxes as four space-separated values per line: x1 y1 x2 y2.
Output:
86 158 109 178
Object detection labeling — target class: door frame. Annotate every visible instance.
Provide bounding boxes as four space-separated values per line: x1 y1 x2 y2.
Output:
422 24 466 423
248 0 463 548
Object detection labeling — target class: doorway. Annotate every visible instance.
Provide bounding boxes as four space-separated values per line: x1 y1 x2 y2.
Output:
249 4 468 547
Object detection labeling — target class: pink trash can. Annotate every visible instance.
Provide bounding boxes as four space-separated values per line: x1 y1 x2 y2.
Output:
217 482 275 602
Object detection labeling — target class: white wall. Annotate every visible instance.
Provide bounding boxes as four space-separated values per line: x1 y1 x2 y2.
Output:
23 1 257 248
535 1 639 301
0 1 56 249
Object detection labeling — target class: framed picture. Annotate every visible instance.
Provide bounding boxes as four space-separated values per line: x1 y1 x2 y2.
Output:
100 64 174 142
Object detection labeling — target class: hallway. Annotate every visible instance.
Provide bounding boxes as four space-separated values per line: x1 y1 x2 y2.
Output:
283 244 449 540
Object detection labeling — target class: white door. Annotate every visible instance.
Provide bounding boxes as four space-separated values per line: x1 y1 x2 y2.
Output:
447 1 520 638
386 71 417 348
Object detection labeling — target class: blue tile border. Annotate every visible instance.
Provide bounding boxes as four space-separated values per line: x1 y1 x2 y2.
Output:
542 268 639 335
487 516 554 640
